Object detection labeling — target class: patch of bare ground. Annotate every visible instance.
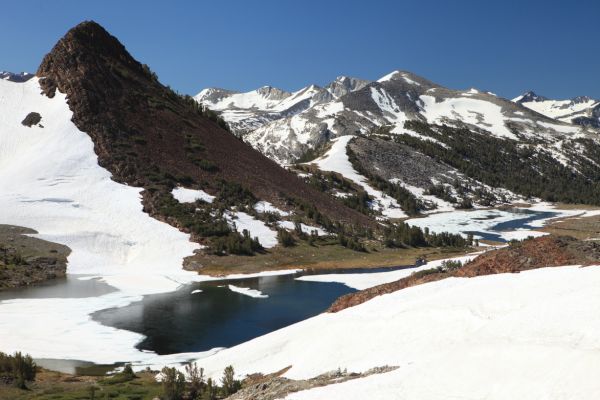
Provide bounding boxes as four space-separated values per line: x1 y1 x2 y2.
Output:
0 225 70 290
226 366 397 400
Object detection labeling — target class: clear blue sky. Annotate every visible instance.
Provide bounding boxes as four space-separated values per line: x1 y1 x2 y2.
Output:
1 0 599 99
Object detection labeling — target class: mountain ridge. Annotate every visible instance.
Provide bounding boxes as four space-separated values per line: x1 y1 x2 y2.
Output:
195 68 600 211
34 20 375 253
199 68 590 164
513 90 600 128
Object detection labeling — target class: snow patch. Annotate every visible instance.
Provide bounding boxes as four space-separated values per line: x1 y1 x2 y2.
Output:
420 95 518 140
254 201 290 216
277 220 329 236
227 284 268 299
225 211 278 248
172 187 215 203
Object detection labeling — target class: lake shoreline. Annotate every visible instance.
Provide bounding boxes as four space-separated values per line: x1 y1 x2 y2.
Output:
0 224 71 291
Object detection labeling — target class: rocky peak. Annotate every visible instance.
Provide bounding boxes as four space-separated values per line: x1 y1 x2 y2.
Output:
36 20 152 99
376 70 438 92
255 85 290 100
514 91 548 103
571 95 594 104
196 87 239 104
31 20 372 227
326 76 370 98
0 71 34 82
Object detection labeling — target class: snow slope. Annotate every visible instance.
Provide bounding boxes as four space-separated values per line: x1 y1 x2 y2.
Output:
514 91 600 127
0 78 200 279
0 77 212 363
312 136 407 218
419 94 518 140
195 265 600 400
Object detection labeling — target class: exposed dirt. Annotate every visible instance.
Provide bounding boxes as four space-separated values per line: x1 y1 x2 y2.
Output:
329 235 600 312
0 225 70 290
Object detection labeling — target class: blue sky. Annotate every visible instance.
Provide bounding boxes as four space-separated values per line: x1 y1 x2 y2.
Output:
1 0 599 99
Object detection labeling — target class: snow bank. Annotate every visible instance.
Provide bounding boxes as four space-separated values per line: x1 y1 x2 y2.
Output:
277 220 329 236
228 284 269 299
172 187 215 203
254 201 290 216
196 265 600 400
296 254 478 290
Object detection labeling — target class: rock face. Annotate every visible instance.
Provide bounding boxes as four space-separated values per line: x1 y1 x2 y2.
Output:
21 112 42 127
513 90 548 103
328 236 600 312
35 21 372 227
0 225 70 290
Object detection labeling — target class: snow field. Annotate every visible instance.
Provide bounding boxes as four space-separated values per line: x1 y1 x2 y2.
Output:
194 265 600 400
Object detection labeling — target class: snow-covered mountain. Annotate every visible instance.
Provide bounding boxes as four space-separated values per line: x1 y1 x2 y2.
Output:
514 91 600 128
194 71 600 214
197 70 595 165
0 71 33 82
195 76 369 135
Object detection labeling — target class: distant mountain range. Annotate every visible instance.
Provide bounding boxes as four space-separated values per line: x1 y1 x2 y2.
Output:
195 76 369 138
196 71 598 165
196 71 600 211
0 71 33 82
513 91 600 128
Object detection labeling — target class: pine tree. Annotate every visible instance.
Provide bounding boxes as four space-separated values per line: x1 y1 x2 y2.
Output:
185 362 205 399
161 366 186 400
221 365 241 396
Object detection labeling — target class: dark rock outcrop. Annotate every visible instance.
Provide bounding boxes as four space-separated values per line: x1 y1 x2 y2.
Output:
21 112 42 127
